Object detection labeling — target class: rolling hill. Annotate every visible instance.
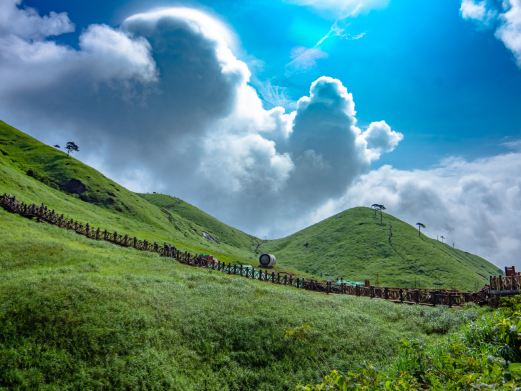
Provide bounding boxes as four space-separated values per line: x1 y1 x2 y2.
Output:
260 208 501 291
0 119 507 389
0 120 501 290
0 207 483 390
0 120 258 264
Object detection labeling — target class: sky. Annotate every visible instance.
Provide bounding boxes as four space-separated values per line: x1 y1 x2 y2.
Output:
0 0 520 269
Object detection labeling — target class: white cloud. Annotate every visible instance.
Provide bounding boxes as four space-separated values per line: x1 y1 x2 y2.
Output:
286 20 366 73
288 47 328 71
362 120 404 157
460 0 488 22
502 138 521 151
0 0 74 40
495 0 521 66
0 2 401 242
461 0 521 67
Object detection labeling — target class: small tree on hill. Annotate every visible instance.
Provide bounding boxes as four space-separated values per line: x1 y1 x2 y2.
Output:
371 204 386 225
440 235 445 244
379 204 386 225
65 141 79 156
371 203 380 218
416 222 426 237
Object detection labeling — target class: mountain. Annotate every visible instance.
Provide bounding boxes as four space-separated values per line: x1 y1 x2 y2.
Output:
0 120 500 290
260 207 501 291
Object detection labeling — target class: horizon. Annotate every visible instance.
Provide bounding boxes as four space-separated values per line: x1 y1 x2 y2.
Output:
0 0 520 269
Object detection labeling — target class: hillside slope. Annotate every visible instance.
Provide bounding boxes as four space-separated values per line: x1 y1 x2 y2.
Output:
261 207 501 291
0 208 483 390
0 120 500 289
0 120 258 263
139 193 260 253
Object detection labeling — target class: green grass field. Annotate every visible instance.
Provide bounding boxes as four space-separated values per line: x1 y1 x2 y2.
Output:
0 121 258 264
0 120 513 390
0 210 486 390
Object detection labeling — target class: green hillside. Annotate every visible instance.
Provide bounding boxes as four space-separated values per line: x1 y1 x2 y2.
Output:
261 208 501 291
0 120 512 389
0 120 257 263
0 119 500 290
0 208 484 390
139 193 260 253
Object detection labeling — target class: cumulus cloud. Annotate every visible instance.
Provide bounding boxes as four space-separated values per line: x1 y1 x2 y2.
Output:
0 1 402 240
461 0 521 67
362 120 403 156
0 0 74 40
460 0 489 22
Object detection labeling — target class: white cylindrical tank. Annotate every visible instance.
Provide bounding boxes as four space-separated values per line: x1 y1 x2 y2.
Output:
259 253 276 268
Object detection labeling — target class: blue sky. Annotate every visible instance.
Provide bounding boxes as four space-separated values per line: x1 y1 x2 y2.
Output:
24 0 521 168
2 0 521 268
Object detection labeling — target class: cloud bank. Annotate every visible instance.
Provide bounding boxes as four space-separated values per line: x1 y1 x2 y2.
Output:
0 1 519 269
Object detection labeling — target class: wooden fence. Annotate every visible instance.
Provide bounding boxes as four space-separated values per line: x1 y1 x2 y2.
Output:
0 193 516 307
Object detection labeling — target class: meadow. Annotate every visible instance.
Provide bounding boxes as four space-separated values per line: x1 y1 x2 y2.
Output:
0 210 484 390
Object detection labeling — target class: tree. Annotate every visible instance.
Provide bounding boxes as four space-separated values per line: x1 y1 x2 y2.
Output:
371 203 386 225
440 235 445 244
378 204 386 225
65 141 79 156
371 203 380 218
53 144 60 149
416 222 426 237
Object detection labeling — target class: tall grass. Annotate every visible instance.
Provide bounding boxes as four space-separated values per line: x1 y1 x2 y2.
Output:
0 211 485 390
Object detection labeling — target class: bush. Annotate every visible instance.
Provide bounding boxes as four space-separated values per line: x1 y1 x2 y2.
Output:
300 296 521 390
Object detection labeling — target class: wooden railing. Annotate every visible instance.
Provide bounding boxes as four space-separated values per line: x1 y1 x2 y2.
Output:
0 193 515 306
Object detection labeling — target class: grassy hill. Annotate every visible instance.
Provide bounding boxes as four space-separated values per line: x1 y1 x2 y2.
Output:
0 119 500 290
0 120 258 264
261 208 501 291
0 119 508 389
0 208 484 390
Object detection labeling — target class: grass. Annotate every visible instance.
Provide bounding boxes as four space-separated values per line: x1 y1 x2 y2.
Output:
0 120 258 264
261 207 501 290
302 296 521 390
0 210 486 390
